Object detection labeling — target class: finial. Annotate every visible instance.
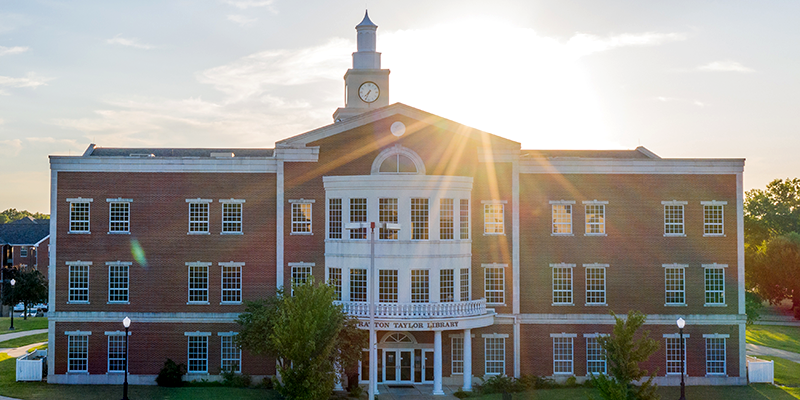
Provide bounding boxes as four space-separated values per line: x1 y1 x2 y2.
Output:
357 10 377 28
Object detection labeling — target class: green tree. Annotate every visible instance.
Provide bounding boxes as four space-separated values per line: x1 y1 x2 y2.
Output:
0 209 49 224
591 310 660 400
235 279 365 400
749 233 800 318
1 269 48 320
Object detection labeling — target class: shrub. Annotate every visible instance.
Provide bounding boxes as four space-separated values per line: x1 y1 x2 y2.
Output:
155 358 187 387
348 384 363 398
517 374 557 390
221 366 252 387
478 375 524 393
565 376 578 387
453 389 470 398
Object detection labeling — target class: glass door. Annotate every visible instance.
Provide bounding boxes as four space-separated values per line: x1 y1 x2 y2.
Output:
383 350 414 383
423 350 434 382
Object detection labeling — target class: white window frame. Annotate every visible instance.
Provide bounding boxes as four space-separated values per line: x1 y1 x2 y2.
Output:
20 247 28 257
583 200 607 236
702 201 726 236
703 263 727 306
551 333 576 375
220 262 243 304
107 261 131 304
411 198 429 240
662 201 687 236
105 331 129 373
220 199 245 234
349 198 368 240
460 199 470 240
483 334 508 375
584 264 607 306
460 267 470 302
350 268 367 302
550 200 575 235
664 334 689 375
290 199 313 235
379 198 399 240
440 198 455 240
379 269 398 303
65 331 91 373
411 269 429 303
664 264 687 306
67 197 93 234
107 198 132 234
328 198 343 239
187 262 211 304
219 332 242 373
703 334 728 376
440 269 455 303
551 263 575 306
483 263 506 305
187 199 212 234
186 332 211 374
451 335 464 374
328 267 342 301
482 201 505 235
68 261 91 304
290 262 313 295
585 333 607 375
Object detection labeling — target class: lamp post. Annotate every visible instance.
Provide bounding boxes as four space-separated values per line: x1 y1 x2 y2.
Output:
122 316 131 400
677 317 686 400
8 279 15 330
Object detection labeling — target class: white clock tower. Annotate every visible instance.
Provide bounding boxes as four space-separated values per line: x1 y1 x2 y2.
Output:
333 11 390 122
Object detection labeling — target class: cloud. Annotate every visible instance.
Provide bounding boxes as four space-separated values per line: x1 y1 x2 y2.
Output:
0 139 22 156
106 35 156 50
567 32 687 57
0 46 29 56
221 0 277 12
227 14 258 27
697 60 754 73
0 72 54 90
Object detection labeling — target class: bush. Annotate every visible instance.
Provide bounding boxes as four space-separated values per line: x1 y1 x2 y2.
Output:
453 389 470 398
477 375 524 393
221 366 252 387
517 374 557 390
257 376 275 389
565 376 578 387
155 358 187 387
348 384 363 398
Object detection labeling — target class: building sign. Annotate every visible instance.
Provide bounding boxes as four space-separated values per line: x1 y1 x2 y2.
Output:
358 320 460 330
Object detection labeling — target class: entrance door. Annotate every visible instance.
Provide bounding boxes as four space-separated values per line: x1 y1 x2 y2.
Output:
384 350 413 383
422 350 434 382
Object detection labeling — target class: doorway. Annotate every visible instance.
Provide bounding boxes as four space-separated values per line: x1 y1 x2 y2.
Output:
383 349 413 383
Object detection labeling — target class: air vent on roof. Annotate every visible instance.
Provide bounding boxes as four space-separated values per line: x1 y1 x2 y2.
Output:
211 152 235 158
129 153 155 158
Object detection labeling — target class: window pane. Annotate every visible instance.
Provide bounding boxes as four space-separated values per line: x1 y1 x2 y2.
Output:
329 198 342 239
552 204 572 234
553 337 573 374
552 266 573 305
379 270 398 303
484 204 504 234
379 198 398 240
109 202 130 232
664 205 684 235
350 199 367 239
440 269 454 302
411 270 429 303
585 204 604 234
485 267 504 304
350 269 367 302
411 198 429 240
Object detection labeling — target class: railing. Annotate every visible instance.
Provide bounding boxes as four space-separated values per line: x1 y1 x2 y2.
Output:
336 298 487 319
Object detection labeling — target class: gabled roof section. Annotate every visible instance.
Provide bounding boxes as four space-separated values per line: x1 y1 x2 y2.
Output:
277 103 520 150
0 221 50 246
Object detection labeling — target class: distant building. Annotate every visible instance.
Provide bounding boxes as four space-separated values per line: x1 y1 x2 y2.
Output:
47 12 746 392
1 216 50 316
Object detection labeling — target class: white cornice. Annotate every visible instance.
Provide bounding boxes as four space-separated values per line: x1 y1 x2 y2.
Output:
520 158 745 175
49 156 279 173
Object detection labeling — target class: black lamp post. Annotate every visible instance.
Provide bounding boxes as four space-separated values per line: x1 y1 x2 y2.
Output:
677 317 686 400
122 316 131 400
8 279 15 330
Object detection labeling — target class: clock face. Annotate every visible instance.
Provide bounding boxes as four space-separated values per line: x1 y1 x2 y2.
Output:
358 81 380 103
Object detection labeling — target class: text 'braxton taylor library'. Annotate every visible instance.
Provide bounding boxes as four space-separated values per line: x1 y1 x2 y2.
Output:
47 12 746 394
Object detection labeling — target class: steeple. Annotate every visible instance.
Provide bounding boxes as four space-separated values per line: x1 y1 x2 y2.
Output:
333 11 391 122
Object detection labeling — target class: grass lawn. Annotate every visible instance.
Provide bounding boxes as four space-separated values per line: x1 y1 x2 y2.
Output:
0 333 48 349
748 325 800 353
753 356 800 387
466 385 798 400
0 317 48 332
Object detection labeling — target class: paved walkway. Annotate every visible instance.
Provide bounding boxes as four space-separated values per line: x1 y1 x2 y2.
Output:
0 329 48 343
375 384 462 399
746 343 800 363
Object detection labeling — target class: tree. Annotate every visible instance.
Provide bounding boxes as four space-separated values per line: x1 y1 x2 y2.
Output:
0 209 49 224
235 279 366 400
591 310 660 400
1 269 48 320
749 233 800 318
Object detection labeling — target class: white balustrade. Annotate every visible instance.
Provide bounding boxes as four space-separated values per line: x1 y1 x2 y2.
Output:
335 298 487 319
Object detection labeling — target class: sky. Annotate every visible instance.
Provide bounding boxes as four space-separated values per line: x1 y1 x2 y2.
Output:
1 0 799 214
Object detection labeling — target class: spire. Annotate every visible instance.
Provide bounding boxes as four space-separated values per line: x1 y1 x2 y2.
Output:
354 10 378 60
357 10 377 29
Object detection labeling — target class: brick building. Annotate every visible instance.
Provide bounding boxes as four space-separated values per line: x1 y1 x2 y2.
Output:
47 12 746 392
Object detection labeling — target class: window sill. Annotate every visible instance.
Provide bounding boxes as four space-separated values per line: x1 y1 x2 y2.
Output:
704 303 727 307
585 303 608 307
106 371 125 374
483 233 506 236
663 234 686 237
67 301 90 305
703 234 725 237
551 233 574 237
584 233 607 237
107 231 130 235
187 372 209 375
664 303 687 307
552 303 574 306
107 301 130 305
67 371 89 374
188 232 211 235
290 232 314 236
486 303 507 307
68 231 91 234
220 232 243 235
187 301 210 305
220 302 243 305
554 372 574 375
705 373 727 377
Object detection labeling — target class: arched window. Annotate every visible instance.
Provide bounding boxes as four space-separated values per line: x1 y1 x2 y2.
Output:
381 332 417 343
371 145 426 175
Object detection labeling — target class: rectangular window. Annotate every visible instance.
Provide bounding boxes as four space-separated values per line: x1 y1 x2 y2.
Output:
440 198 454 240
329 198 342 239
411 269 429 303
584 203 606 235
703 202 725 236
108 335 126 372
379 270 398 303
188 264 209 303
69 264 90 303
291 202 312 234
411 198 429 240
350 268 367 302
108 263 129 303
20 247 28 257
221 264 242 304
291 264 312 295
108 201 130 233
188 335 209 373
68 335 89 372
69 200 91 233
460 268 470 301
485 337 505 375
704 265 725 305
585 265 606 305
188 201 210 233
483 203 504 234
451 336 464 374
221 335 241 372
222 202 243 234
663 202 686 235
552 264 573 305
440 269 454 302
666 337 687 374
586 336 607 375
379 198 399 240
484 265 505 304
705 337 726 375
553 337 574 374
350 198 367 239
460 199 470 239
665 265 686 305
551 202 573 234
328 267 342 301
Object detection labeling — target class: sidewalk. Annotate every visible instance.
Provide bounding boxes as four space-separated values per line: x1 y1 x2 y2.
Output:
375 384 461 399
746 343 800 363
0 329 48 344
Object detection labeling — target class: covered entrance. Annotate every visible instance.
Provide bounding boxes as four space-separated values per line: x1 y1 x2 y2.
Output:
362 332 435 384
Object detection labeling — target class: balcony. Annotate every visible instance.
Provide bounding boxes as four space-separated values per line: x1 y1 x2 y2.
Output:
337 298 488 319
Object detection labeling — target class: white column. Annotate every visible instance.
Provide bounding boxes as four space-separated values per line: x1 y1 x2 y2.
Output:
433 330 444 395
463 328 472 391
